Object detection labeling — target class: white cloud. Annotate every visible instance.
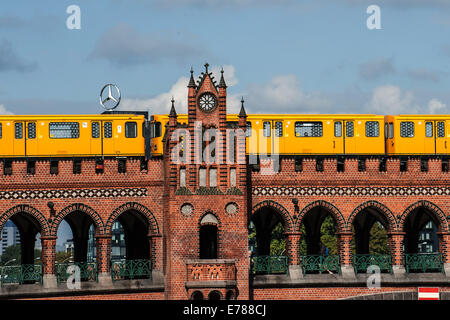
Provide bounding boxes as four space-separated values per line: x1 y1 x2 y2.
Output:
0 104 14 115
366 85 448 114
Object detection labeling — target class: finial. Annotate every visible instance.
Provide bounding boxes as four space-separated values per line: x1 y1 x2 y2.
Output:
188 66 196 88
169 97 177 117
239 96 246 117
218 66 227 88
204 62 209 73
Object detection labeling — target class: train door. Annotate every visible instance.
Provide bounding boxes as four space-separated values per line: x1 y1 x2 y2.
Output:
101 120 115 156
90 121 102 155
13 121 25 156
333 120 344 154
423 121 435 154
435 120 447 154
344 120 355 154
273 120 284 155
261 120 272 155
25 121 38 156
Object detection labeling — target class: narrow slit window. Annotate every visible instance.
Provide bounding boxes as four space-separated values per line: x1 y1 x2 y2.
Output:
92 122 100 138
28 123 36 139
334 122 342 137
437 122 445 138
263 122 271 137
275 122 283 137
425 122 433 138
15 122 23 139
104 122 112 138
346 121 354 137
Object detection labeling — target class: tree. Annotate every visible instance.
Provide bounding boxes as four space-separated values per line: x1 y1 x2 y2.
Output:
0 244 20 265
269 222 285 256
320 215 338 255
369 222 389 254
55 251 73 263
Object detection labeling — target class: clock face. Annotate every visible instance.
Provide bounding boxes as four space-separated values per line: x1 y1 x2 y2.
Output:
198 93 217 112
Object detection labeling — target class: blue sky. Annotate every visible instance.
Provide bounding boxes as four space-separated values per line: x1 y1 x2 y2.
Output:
1 0 450 116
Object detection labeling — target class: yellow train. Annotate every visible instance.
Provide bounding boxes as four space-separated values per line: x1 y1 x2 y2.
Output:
0 114 148 158
151 114 387 156
0 112 448 159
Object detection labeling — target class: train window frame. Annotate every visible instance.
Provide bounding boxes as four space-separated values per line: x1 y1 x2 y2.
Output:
425 122 433 138
437 121 445 138
346 121 354 137
400 121 415 138
275 121 283 137
125 121 138 138
246 122 252 137
0 123 2 139
27 122 36 139
154 122 162 138
92 122 100 139
15 122 24 139
104 122 113 138
263 121 271 137
49 122 80 139
389 123 394 139
365 121 379 138
295 121 323 137
334 121 342 137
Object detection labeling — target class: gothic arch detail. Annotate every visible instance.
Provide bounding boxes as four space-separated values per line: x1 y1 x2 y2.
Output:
106 202 160 235
347 200 397 232
0 204 50 237
50 203 105 236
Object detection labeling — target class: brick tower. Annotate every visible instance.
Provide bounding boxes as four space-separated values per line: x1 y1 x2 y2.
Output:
164 64 249 300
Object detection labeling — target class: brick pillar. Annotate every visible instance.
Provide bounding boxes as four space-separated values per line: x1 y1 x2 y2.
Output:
285 231 303 279
337 232 355 278
40 236 57 288
95 234 112 286
388 231 406 277
437 232 450 277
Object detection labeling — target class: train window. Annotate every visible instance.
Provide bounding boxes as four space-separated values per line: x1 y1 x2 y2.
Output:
15 123 23 139
28 122 36 139
0 123 2 138
346 121 354 137
263 122 271 137
246 122 252 137
92 122 100 138
104 122 112 138
385 123 388 139
389 123 394 139
295 122 323 137
275 122 283 137
365 121 379 137
154 122 162 138
437 122 445 138
425 122 433 138
334 122 342 137
400 121 414 138
125 122 137 138
49 122 79 139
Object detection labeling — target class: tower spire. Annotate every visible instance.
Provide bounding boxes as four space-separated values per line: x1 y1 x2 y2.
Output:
239 96 246 117
218 67 227 88
188 67 196 88
169 96 177 117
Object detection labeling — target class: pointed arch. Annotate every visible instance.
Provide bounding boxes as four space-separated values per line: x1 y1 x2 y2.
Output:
106 202 160 235
50 203 105 236
347 200 397 232
0 204 49 237
251 200 294 232
297 200 346 233
398 200 448 232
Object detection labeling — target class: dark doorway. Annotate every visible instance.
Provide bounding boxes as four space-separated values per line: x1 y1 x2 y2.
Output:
200 225 217 259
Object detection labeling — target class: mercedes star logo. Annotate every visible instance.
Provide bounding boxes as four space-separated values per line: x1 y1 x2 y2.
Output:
99 84 121 110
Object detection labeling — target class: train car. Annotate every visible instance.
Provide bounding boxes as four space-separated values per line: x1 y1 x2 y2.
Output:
385 115 450 155
150 114 386 156
0 114 147 158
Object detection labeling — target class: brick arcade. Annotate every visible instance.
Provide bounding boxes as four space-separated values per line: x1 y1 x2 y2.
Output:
1 64 450 300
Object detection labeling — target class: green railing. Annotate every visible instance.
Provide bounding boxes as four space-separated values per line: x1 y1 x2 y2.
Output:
353 254 392 274
56 262 98 284
251 255 288 274
0 264 42 286
405 253 444 273
111 259 152 281
301 255 341 275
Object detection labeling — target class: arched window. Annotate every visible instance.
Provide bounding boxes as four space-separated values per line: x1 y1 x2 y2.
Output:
199 214 219 259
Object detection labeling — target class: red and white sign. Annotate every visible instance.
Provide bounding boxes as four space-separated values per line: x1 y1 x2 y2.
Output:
418 287 439 300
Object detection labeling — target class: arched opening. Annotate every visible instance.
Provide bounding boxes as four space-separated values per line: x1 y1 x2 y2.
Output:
0 214 42 285
299 206 340 274
225 290 235 300
249 207 287 274
191 291 204 300
208 290 222 300
404 206 443 273
199 213 219 259
110 208 151 281
351 207 391 274
55 211 97 282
